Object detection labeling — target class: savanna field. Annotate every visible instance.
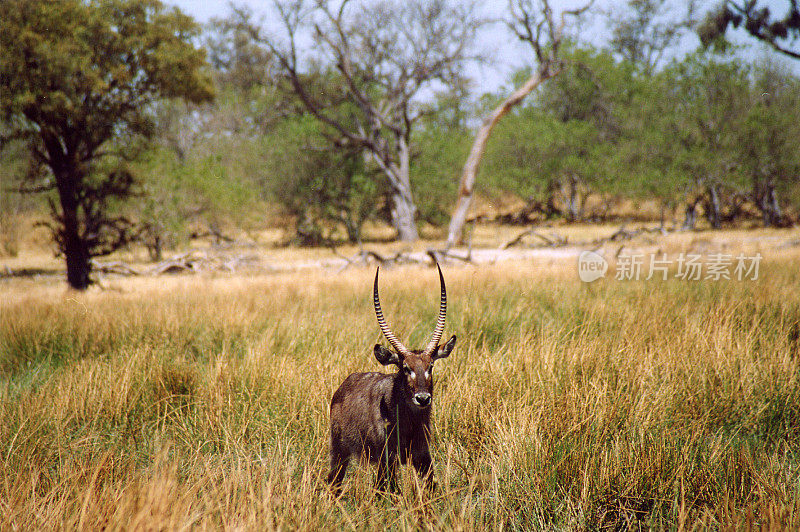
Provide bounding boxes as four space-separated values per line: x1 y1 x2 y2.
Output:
8 0 800 530
2 237 800 530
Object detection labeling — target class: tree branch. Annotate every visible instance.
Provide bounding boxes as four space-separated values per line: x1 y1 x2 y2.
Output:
446 0 592 248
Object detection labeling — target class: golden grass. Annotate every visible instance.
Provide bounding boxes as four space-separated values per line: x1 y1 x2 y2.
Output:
1 247 800 529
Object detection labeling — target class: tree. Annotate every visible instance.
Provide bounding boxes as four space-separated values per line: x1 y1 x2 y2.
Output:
478 47 650 224
410 92 473 228
0 0 213 289
734 60 800 226
446 0 592 247
597 62 689 226
206 6 275 94
664 56 750 228
480 107 606 222
205 6 295 135
240 0 480 242
263 115 383 245
608 0 697 74
699 1 800 59
636 51 800 229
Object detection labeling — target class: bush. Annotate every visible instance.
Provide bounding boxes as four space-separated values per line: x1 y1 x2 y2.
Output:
261 116 384 245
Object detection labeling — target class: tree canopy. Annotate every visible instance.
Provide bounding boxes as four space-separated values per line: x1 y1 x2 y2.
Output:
0 0 214 289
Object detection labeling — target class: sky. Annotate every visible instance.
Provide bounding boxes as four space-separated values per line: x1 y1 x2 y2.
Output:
165 0 797 93
166 0 631 93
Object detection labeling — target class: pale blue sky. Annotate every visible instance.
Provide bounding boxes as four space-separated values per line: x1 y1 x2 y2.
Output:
166 0 796 92
166 0 639 92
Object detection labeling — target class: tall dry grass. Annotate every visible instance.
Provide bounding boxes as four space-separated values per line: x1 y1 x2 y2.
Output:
1 255 799 529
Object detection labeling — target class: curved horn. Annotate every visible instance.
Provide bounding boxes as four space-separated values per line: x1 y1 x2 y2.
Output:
423 263 447 356
373 267 411 357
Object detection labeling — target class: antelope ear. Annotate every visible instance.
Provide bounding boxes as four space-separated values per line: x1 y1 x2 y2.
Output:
433 335 456 361
374 344 401 366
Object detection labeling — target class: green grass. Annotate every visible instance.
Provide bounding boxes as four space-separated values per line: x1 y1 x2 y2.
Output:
1 260 799 529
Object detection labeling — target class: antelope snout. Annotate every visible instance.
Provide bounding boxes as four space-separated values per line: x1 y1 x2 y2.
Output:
413 392 432 408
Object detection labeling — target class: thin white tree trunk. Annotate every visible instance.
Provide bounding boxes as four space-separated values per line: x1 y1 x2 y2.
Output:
390 189 418 241
371 136 419 241
446 65 559 247
392 137 419 241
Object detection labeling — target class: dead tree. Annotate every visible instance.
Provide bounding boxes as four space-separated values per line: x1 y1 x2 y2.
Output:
446 0 593 248
242 0 481 242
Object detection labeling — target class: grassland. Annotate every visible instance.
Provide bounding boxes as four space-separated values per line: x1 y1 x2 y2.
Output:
2 237 800 529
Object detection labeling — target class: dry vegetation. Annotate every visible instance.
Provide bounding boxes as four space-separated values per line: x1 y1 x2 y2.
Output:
2 239 800 529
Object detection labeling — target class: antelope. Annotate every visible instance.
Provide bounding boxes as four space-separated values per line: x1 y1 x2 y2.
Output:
326 264 457 495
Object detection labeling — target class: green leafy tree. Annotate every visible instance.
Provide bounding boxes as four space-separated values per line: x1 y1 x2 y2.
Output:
411 129 471 228
0 0 213 289
734 61 800 226
601 66 687 225
478 48 638 222
609 50 800 229
609 0 698 74
481 108 605 222
133 138 264 260
662 53 754 228
0 130 35 257
263 116 383 245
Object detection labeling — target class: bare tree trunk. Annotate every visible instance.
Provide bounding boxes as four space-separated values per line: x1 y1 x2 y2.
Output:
566 174 580 222
373 136 419 242
343 217 360 244
390 190 418 241
546 179 561 217
145 232 164 262
682 201 697 231
706 183 721 229
757 178 783 227
754 179 782 227
62 206 92 289
767 184 782 226
446 65 559 247
394 137 419 241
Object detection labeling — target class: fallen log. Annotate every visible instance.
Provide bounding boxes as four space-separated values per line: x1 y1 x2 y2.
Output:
501 227 567 249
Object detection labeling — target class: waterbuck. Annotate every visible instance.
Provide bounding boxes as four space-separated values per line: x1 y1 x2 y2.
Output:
326 264 457 495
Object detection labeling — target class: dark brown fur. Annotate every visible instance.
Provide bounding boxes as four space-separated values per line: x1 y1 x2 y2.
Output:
327 337 456 494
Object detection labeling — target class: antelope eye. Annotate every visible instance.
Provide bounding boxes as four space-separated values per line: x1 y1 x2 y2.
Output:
403 366 415 378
